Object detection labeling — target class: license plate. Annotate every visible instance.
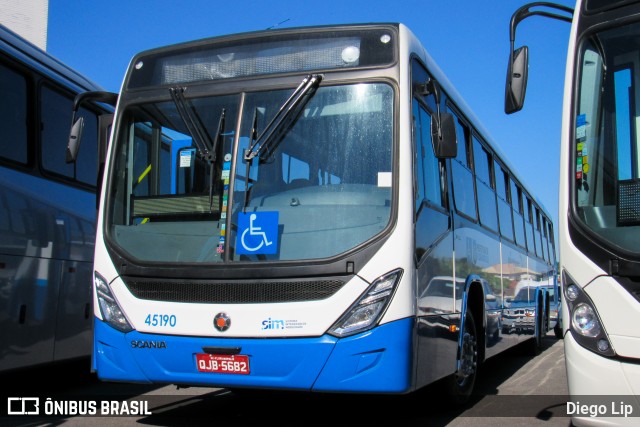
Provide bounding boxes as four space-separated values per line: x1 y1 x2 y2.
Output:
196 353 250 374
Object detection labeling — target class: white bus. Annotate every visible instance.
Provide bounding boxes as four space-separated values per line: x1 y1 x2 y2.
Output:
73 23 557 402
0 23 110 372
506 1 640 424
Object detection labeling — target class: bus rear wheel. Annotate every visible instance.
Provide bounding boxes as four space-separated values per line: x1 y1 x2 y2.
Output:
525 297 544 355
554 319 563 339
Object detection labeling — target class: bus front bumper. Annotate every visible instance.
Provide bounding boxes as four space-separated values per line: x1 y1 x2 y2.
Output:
93 316 413 393
564 333 640 426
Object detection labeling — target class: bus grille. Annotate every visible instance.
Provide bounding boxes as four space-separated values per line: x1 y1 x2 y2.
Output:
122 277 346 303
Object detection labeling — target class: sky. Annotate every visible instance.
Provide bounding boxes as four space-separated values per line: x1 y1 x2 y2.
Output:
46 0 575 248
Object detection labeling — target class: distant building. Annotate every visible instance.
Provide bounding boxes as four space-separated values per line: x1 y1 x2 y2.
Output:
0 0 48 50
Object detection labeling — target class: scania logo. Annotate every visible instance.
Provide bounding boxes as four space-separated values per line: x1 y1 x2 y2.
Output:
131 340 167 349
213 312 231 332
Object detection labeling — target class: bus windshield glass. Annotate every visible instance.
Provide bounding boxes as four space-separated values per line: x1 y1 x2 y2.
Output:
106 82 394 263
574 20 640 256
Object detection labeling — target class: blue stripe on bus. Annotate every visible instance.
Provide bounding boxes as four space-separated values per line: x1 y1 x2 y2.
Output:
313 316 412 392
93 317 413 392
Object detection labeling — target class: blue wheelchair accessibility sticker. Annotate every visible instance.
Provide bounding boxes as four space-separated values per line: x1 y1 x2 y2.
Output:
236 211 279 255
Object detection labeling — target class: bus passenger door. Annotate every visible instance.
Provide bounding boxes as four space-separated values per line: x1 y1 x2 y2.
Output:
412 97 456 387
413 102 451 262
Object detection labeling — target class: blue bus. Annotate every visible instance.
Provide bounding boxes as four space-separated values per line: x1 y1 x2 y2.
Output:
73 23 557 402
0 23 109 372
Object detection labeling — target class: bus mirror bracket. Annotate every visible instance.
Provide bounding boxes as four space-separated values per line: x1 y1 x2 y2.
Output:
504 2 573 114
420 78 457 158
66 90 118 163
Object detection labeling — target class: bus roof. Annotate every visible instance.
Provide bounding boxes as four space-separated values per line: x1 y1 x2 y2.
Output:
400 23 554 220
0 23 104 93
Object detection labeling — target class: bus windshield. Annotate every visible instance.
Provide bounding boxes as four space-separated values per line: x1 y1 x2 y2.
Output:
574 21 640 257
107 82 394 263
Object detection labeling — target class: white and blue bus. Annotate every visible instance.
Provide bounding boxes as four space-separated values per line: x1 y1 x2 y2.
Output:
75 23 557 401
0 23 110 372
506 1 640 424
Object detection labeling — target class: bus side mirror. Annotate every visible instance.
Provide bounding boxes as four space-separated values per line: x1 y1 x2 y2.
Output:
505 46 529 114
432 112 457 158
66 116 85 163
65 90 118 163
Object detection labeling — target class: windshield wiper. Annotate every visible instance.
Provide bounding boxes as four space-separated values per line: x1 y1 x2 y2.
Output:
243 108 260 211
170 86 215 161
170 86 226 211
244 74 322 162
242 74 321 212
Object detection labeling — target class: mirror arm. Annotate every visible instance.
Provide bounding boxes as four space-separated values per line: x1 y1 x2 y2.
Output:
505 2 573 114
417 78 457 158
509 2 573 45
70 91 118 129
420 78 443 139
67 91 117 163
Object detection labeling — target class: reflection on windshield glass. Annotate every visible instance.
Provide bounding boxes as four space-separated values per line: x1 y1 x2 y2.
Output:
231 83 393 261
575 23 640 255
107 83 394 263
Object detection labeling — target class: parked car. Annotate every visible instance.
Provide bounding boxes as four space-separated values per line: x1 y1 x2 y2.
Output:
503 281 562 337
418 276 502 343
503 286 537 334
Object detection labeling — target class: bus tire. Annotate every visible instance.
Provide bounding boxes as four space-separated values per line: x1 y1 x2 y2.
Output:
526 297 544 355
554 320 563 339
445 311 478 405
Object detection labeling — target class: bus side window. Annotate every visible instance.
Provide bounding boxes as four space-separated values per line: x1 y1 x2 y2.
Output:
0 63 28 164
449 108 477 220
414 103 444 209
495 161 514 241
547 221 556 264
41 84 98 186
533 206 541 258
524 196 534 254
413 102 426 210
511 180 527 248
542 216 550 262
412 95 449 263
472 135 498 232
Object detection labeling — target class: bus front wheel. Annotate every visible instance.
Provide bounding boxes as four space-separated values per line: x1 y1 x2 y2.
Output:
445 311 478 405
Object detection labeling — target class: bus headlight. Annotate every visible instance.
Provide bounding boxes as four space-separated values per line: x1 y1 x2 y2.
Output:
328 269 402 338
562 270 614 357
572 303 600 337
94 272 133 333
